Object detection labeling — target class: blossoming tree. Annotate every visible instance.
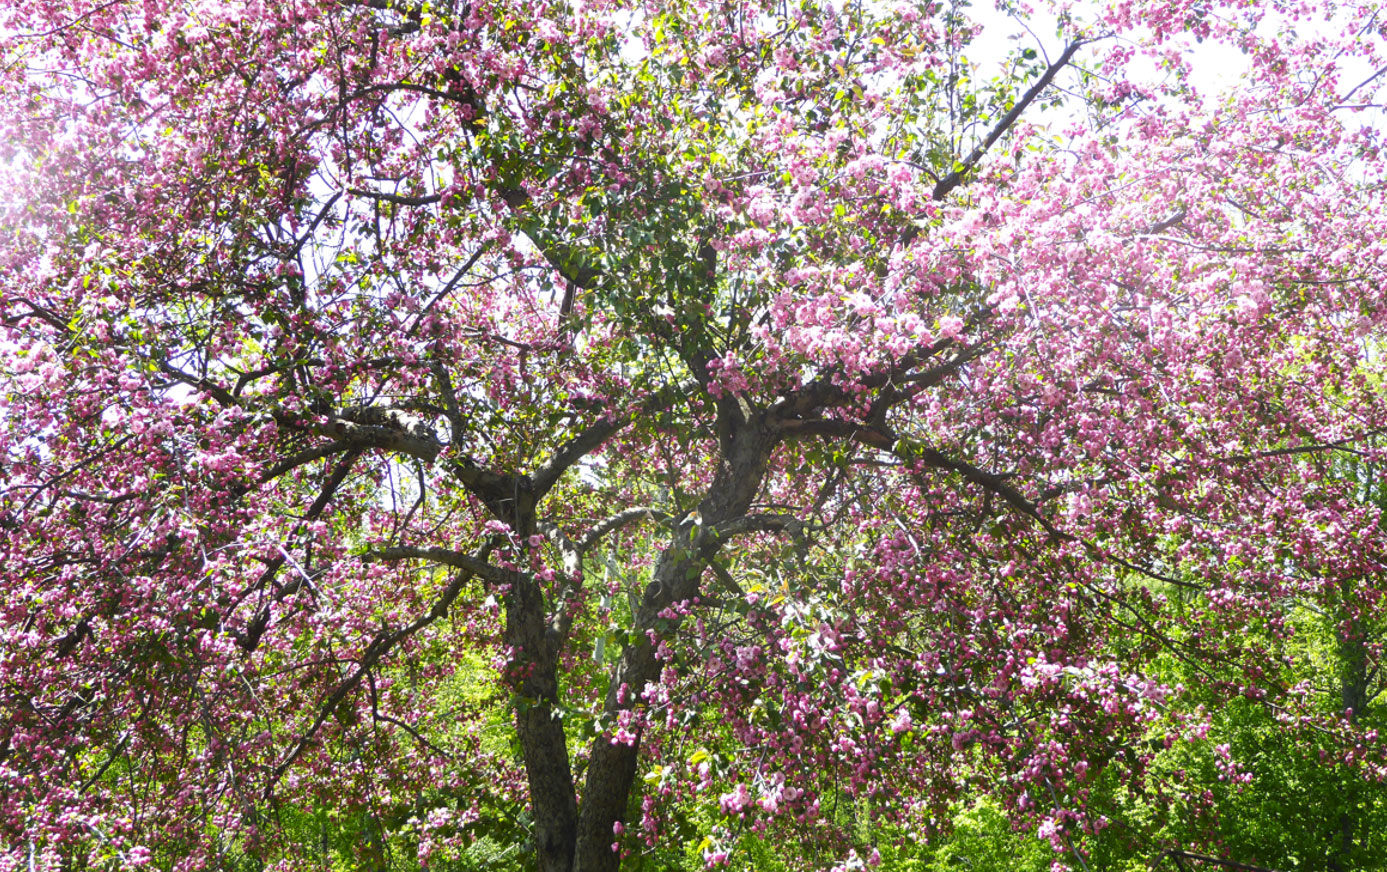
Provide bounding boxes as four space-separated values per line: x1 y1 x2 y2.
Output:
2 0 1386 869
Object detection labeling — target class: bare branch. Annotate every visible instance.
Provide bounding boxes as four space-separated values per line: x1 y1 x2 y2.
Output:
78 732 130 794
290 191 343 258
1162 850 1283 872
1222 439 1373 463
314 406 442 463
538 519 579 558
715 513 813 538
932 40 1087 201
361 544 509 585
707 560 745 598
530 382 695 500
407 244 490 339
775 324 993 424
781 418 1068 540
1345 62 1387 102
264 561 480 795
1093 548 1204 590
530 416 627 500
256 441 353 485
499 186 601 290
235 450 363 652
53 488 144 505
16 435 134 516
577 507 672 553
911 442 1070 541
1137 207 1187 236
367 672 455 760
348 188 443 207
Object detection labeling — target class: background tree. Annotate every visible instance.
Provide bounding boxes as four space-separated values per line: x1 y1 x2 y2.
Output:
2 1 1386 870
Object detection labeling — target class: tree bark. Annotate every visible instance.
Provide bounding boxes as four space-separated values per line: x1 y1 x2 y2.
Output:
570 414 776 871
506 570 579 872
1327 603 1369 872
572 629 659 872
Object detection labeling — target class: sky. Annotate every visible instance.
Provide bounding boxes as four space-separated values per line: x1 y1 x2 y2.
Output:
968 0 1384 121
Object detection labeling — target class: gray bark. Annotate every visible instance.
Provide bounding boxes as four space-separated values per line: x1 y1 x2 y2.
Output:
1327 613 1369 872
570 413 776 871
506 570 579 872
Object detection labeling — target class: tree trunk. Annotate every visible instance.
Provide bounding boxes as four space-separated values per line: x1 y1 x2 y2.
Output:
570 416 776 870
1327 611 1369 872
505 571 579 872
572 629 660 871
518 699 579 872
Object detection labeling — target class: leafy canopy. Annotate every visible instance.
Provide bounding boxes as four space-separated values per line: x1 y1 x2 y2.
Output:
2 1 1387 870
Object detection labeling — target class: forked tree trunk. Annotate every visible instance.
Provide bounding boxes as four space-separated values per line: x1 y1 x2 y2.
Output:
518 416 776 871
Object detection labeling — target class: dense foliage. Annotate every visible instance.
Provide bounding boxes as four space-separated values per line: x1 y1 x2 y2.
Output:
2 0 1386 870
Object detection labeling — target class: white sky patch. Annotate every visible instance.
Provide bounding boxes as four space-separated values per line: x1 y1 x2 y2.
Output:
963 1 1384 130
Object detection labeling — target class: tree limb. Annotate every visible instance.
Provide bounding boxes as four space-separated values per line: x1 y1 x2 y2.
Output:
312 405 442 463
530 416 626 500
577 507 672 553
773 327 992 424
1161 850 1283 872
348 188 443 207
498 186 601 290
714 513 813 538
781 418 1067 539
530 381 695 500
932 40 1087 201
263 558 481 795
362 544 510 586
256 441 354 485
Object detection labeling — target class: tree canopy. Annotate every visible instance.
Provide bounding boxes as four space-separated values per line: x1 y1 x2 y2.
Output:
2 1 1386 870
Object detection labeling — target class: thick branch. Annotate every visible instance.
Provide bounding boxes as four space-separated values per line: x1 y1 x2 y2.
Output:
537 519 579 558
1138 207 1187 236
348 188 443 207
445 454 519 514
236 450 363 652
1162 850 1284 872
782 418 1067 539
572 419 778 871
932 40 1087 201
256 441 353 485
162 357 443 465
774 328 993 424
530 416 626 500
158 360 236 406
897 338 994 388
313 405 442 463
499 186 601 290
777 417 894 449
362 545 509 585
577 507 672 553
530 381 695 501
911 442 1067 539
707 559 746 598
715 512 812 538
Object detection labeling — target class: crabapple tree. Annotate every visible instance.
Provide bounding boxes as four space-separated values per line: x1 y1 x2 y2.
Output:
2 0 1386 870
